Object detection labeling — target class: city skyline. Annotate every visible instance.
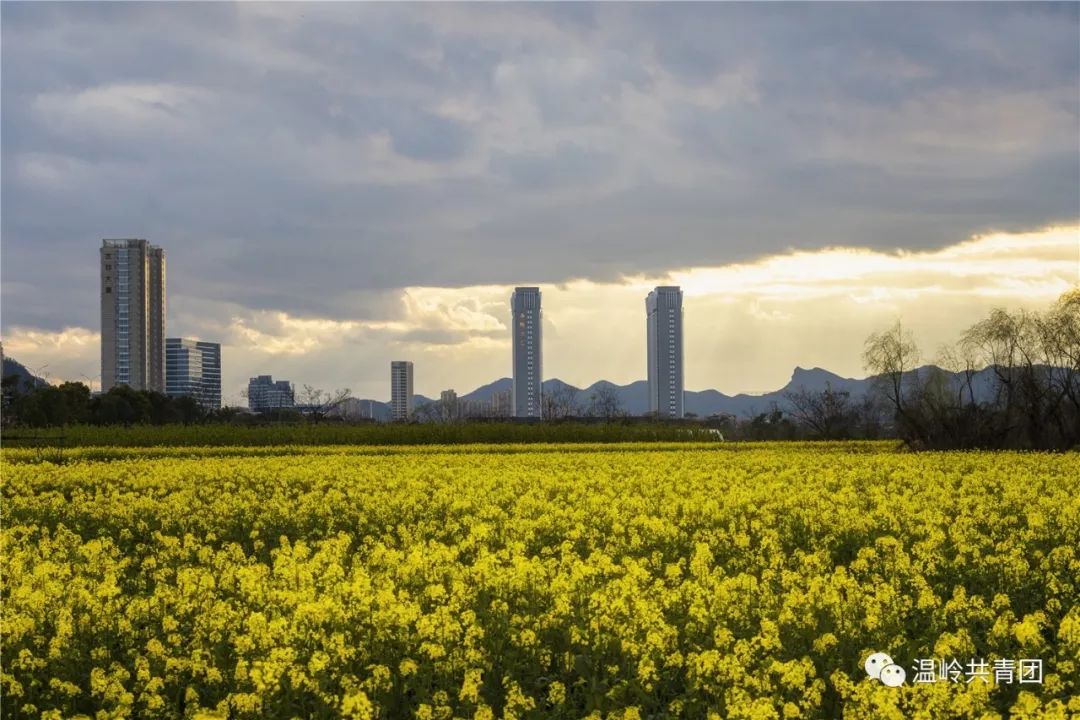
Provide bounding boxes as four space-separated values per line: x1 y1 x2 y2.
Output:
2 3 1077 403
2 225 1077 406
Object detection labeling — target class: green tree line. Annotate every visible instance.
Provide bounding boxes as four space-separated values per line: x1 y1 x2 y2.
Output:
1 382 211 427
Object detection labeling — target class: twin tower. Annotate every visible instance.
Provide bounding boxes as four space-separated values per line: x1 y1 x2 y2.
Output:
510 285 685 419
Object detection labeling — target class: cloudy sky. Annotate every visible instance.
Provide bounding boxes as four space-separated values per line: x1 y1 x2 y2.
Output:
2 2 1078 403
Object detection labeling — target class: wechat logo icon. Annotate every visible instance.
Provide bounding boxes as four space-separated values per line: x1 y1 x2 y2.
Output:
865 651 906 687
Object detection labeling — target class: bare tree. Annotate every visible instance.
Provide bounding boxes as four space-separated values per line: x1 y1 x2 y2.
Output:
585 384 626 419
542 383 582 420
912 344 989 447
1039 289 1080 444
863 320 925 446
961 309 1024 434
299 385 352 424
936 343 980 409
962 308 1055 448
784 382 856 439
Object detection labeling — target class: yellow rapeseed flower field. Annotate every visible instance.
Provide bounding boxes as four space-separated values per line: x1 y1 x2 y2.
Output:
2 443 1078 719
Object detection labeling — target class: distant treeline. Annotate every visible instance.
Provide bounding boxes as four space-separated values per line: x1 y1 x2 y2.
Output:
0 375 817 445
0 382 217 427
0 380 877 445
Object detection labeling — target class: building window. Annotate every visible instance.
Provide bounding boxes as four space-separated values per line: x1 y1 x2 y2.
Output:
105 287 112 293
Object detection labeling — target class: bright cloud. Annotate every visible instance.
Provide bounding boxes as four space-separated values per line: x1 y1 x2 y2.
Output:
2 326 100 388
228 312 368 356
666 225 1079 301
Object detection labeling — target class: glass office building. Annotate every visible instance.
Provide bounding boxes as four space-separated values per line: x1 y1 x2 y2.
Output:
166 338 221 410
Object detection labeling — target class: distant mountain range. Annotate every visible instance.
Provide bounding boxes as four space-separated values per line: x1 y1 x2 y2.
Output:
360 365 1003 419
1 353 1003 420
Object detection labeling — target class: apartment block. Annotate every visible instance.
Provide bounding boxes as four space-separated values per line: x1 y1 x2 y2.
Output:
646 286 684 418
511 287 542 418
100 239 166 392
391 361 414 420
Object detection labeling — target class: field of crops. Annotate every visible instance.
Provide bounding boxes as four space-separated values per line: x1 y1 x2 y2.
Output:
2 443 1078 719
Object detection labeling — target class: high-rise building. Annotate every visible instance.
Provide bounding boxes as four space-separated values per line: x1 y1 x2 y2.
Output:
100 239 166 392
646 286 684 418
165 338 221 411
391 361 414 421
247 375 295 411
511 287 542 418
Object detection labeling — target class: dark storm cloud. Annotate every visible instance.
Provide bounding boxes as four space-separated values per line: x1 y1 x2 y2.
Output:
2 2 1077 333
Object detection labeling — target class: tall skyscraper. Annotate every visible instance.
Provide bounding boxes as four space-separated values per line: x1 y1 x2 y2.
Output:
391 361 414 421
511 287 542 418
247 375 295 411
646 286 684 418
100 239 166 392
166 338 222 411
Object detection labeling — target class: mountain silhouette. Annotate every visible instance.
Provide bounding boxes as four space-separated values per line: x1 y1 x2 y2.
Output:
4 356 1006 423
2 355 1006 420
363 365 1004 418
2 356 50 392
